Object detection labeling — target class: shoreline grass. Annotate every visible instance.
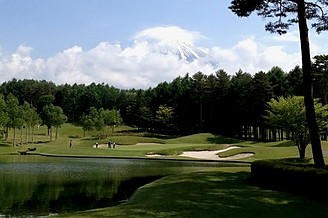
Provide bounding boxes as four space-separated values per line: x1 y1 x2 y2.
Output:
2 124 328 217
1 123 320 161
60 167 328 218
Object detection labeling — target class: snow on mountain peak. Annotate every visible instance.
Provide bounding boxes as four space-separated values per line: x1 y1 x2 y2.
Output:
132 26 218 67
156 40 218 67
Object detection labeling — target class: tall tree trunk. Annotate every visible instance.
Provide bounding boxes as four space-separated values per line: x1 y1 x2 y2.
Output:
112 125 115 134
5 127 8 141
32 126 35 144
199 97 203 133
55 126 58 140
20 126 23 145
49 127 52 141
25 126 28 144
297 0 325 167
323 91 328 140
299 144 306 159
13 128 16 147
253 126 258 141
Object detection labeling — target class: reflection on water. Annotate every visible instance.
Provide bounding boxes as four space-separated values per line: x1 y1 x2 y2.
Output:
0 156 234 217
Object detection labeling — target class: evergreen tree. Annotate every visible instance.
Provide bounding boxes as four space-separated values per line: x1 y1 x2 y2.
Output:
266 96 328 159
5 93 23 146
229 0 328 167
313 55 328 104
0 94 8 139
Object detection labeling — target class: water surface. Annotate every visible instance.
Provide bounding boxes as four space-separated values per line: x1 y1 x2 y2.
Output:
0 155 237 217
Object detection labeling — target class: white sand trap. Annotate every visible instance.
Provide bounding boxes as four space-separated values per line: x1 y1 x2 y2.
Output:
136 143 163 146
146 146 255 160
179 146 237 160
179 146 254 160
93 144 112 148
145 154 163 157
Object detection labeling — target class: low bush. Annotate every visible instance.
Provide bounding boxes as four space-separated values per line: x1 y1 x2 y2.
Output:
251 158 328 198
68 135 80 138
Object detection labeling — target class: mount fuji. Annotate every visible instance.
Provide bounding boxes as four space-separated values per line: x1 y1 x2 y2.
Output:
154 40 219 68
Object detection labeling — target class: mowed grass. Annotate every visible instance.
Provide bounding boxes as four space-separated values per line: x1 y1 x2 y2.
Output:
2 124 328 217
0 123 328 162
62 167 328 218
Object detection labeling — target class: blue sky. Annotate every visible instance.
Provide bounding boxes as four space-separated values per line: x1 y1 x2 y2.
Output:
0 0 327 89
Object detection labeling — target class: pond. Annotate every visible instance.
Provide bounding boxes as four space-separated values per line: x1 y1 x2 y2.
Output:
0 155 242 217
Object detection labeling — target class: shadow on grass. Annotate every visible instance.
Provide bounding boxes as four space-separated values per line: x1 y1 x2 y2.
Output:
271 141 295 147
116 171 328 218
236 140 295 147
115 129 177 139
33 140 50 144
0 142 11 147
144 133 178 140
207 135 241 144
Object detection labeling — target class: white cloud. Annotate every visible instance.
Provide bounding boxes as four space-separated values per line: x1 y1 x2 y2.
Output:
210 37 301 74
134 26 205 45
0 26 307 89
0 45 45 81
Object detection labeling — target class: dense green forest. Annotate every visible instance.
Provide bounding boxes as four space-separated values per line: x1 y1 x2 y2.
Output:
0 55 327 140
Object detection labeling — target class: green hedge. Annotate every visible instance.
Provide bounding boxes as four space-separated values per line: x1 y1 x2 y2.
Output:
251 159 328 198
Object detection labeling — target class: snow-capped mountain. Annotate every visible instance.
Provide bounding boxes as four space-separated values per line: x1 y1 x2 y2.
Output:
156 41 219 67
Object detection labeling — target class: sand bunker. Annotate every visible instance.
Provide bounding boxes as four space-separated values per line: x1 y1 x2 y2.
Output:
135 143 163 146
93 144 115 148
146 146 254 160
93 142 162 148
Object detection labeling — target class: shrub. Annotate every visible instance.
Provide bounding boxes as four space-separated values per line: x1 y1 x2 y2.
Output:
251 159 328 198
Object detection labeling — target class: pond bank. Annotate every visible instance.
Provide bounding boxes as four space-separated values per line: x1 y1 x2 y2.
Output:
36 152 252 165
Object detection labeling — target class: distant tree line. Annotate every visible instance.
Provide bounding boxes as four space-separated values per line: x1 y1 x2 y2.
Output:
0 56 327 140
0 93 67 146
229 0 328 168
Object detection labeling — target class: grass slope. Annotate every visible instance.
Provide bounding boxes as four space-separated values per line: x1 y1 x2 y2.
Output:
2 124 328 217
63 167 328 218
0 123 327 162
